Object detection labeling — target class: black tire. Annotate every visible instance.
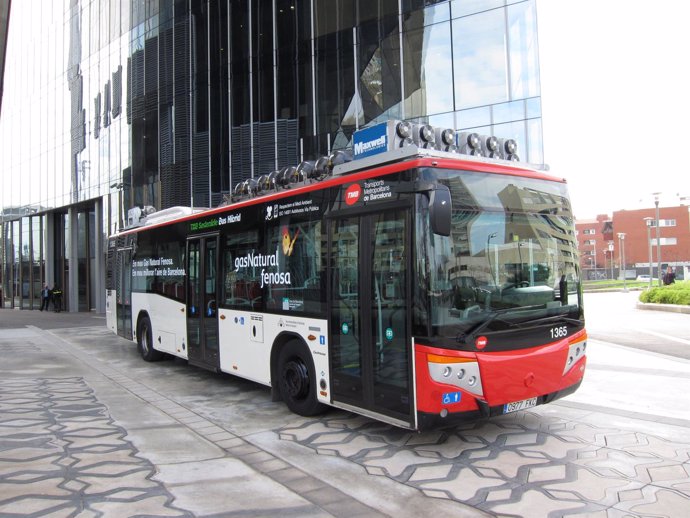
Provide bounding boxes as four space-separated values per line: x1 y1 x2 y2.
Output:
277 339 326 417
137 316 164 362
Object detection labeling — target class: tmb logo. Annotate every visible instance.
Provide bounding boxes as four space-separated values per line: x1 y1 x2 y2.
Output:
345 184 362 206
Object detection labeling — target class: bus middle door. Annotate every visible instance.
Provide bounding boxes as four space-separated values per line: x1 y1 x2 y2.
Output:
186 234 220 371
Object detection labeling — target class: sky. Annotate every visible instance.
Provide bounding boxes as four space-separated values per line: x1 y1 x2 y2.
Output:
536 0 690 220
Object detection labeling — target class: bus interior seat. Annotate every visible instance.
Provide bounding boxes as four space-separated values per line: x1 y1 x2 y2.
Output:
455 276 477 310
462 305 482 319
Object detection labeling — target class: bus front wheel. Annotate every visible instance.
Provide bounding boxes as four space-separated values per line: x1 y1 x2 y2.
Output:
277 339 326 417
137 316 164 362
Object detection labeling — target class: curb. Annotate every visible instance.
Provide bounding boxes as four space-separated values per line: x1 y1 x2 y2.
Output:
636 302 690 314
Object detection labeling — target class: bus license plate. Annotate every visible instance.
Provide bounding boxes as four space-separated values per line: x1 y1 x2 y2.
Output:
503 397 537 414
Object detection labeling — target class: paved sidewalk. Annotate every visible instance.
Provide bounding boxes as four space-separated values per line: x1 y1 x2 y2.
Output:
0 309 475 517
1 307 690 517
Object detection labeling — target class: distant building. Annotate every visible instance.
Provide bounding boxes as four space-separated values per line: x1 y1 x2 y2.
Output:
576 206 690 280
575 214 613 278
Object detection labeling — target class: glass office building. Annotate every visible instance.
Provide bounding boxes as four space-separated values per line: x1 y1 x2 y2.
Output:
0 0 543 312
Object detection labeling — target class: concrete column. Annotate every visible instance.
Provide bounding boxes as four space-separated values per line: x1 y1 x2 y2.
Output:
68 207 79 312
94 198 105 313
45 213 55 288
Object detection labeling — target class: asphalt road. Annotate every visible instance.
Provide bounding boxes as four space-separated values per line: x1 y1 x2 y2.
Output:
584 290 690 359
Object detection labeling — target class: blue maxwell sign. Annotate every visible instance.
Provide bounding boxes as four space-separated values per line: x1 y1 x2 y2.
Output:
353 122 389 160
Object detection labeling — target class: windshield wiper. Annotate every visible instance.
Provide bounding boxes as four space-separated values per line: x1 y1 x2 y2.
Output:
456 311 515 344
517 314 582 328
455 305 543 344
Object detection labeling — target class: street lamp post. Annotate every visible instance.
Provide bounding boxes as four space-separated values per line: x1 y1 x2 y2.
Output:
617 232 628 292
643 217 654 289
608 241 614 279
487 232 498 288
652 192 662 287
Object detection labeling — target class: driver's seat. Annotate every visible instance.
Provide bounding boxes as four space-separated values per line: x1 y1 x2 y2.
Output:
454 276 477 309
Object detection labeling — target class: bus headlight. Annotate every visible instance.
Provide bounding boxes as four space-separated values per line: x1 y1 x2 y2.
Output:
563 338 587 375
427 354 484 397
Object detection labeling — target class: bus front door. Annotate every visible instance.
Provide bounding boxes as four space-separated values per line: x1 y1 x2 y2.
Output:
329 210 413 427
186 235 220 371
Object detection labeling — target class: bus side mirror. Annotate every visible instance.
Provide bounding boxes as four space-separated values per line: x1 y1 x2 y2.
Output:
429 184 451 236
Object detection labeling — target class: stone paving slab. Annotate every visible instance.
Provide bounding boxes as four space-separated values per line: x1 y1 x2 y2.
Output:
274 408 690 516
0 377 190 518
2 311 690 517
153 457 332 517
0 324 394 517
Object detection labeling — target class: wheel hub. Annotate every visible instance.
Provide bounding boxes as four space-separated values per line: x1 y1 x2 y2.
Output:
283 359 309 399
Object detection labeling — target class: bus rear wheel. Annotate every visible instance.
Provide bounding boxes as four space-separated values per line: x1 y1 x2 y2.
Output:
277 339 326 417
137 316 164 362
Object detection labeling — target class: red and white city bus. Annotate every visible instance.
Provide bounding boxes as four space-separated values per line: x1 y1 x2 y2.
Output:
106 121 586 430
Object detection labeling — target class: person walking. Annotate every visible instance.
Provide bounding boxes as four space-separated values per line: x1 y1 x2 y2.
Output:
52 285 63 312
40 284 51 311
663 266 676 285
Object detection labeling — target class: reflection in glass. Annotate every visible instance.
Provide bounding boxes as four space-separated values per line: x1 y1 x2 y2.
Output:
224 231 262 309
330 217 363 398
371 211 408 394
1 1 545 214
414 168 581 341
451 0 505 19
21 218 31 308
526 118 544 165
1 1 547 313
453 9 508 109
493 100 525 125
508 1 540 100
32 217 43 309
403 20 454 119
12 220 20 308
204 239 218 352
355 14 402 125
422 3 450 25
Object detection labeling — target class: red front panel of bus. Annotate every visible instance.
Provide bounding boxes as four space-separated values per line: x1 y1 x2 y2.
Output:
476 338 585 406
415 329 587 415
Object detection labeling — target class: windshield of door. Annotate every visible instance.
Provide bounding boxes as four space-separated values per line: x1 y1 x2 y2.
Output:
413 167 583 343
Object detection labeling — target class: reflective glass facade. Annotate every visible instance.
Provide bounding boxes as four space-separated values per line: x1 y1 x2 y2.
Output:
0 0 543 311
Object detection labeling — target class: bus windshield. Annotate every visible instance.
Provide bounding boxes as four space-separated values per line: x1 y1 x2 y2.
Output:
414 167 582 344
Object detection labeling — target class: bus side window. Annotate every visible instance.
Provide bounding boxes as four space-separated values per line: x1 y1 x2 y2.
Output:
223 231 263 309
264 218 324 315
158 238 185 302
